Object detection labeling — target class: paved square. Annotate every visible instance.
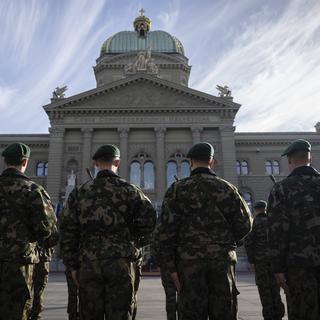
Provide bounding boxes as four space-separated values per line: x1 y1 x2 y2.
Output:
42 272 288 319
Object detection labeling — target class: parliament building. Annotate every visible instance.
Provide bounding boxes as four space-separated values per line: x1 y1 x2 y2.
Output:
1 12 319 270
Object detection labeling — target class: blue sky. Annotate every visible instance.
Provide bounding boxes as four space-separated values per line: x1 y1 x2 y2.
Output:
1 0 320 133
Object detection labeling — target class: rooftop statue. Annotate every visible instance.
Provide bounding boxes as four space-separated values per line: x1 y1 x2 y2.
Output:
52 86 68 99
216 85 233 99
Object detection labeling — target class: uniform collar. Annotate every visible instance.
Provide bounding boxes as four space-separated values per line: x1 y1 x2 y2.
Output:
190 167 216 177
0 168 30 180
96 169 120 179
288 166 320 178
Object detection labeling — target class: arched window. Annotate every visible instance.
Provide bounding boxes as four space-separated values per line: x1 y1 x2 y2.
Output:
167 161 177 187
265 160 273 175
236 160 241 175
242 191 253 211
44 162 48 176
143 161 155 190
180 160 190 179
273 160 280 175
130 161 141 187
36 162 44 176
265 160 280 175
241 161 249 175
236 160 249 175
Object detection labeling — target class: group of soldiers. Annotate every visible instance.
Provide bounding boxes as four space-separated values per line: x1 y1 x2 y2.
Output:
0 138 319 320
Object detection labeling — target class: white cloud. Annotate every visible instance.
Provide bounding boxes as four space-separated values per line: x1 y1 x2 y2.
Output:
157 0 180 30
191 0 320 131
0 86 17 111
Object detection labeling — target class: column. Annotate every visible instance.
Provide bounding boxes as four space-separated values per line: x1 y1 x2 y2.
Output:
220 125 238 186
191 127 203 144
81 128 93 183
46 127 65 204
118 127 129 179
155 128 166 201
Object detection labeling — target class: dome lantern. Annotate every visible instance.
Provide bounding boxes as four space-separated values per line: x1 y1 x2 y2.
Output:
133 8 151 37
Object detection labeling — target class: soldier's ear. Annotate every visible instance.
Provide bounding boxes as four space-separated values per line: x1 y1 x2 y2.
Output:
22 158 28 168
113 158 121 168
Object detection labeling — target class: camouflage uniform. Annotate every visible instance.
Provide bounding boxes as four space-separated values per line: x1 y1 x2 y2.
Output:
60 169 156 320
28 246 55 320
268 165 320 320
65 267 80 320
158 167 252 320
245 212 285 320
0 168 57 320
151 221 179 320
132 253 142 320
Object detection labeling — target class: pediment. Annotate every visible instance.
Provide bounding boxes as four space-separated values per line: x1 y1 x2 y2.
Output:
44 74 240 113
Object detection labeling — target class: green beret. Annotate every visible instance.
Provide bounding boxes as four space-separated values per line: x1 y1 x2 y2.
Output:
2 143 31 159
92 144 120 160
281 139 311 156
254 200 267 209
187 142 214 160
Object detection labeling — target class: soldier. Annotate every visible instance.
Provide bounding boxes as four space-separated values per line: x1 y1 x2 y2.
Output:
65 267 80 320
268 139 320 320
245 200 285 320
28 242 58 320
0 142 57 320
151 221 179 320
158 142 252 320
60 144 156 320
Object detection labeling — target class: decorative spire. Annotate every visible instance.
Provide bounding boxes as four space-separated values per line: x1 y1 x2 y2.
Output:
133 9 151 37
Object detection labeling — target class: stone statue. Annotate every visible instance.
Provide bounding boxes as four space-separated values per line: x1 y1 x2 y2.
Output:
52 86 68 99
216 85 232 99
67 170 76 186
125 49 158 75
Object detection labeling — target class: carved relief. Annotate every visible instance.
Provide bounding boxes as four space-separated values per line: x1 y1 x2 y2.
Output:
128 143 155 160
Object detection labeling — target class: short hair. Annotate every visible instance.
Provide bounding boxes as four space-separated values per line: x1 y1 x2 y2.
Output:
288 150 309 162
4 157 26 166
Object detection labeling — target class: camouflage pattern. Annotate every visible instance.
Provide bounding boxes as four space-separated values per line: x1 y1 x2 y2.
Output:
268 166 320 319
245 212 285 319
0 168 57 263
0 262 34 320
28 261 50 320
158 167 252 319
151 220 179 320
132 255 142 320
286 267 320 320
255 263 285 320
65 268 79 320
60 169 156 319
245 212 269 264
161 267 179 320
178 259 239 320
0 168 57 320
79 258 134 320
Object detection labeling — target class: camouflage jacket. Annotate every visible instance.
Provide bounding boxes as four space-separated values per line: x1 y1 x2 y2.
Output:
158 167 252 273
0 168 57 264
60 169 156 270
268 166 320 272
244 212 269 264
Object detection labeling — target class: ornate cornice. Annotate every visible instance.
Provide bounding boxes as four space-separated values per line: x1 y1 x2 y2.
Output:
95 63 191 74
235 139 320 146
0 142 49 148
47 106 238 121
96 51 188 66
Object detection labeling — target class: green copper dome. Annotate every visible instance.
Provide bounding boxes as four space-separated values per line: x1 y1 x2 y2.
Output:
100 30 185 56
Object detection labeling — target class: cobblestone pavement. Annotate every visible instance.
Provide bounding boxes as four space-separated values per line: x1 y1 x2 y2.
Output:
42 272 288 319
